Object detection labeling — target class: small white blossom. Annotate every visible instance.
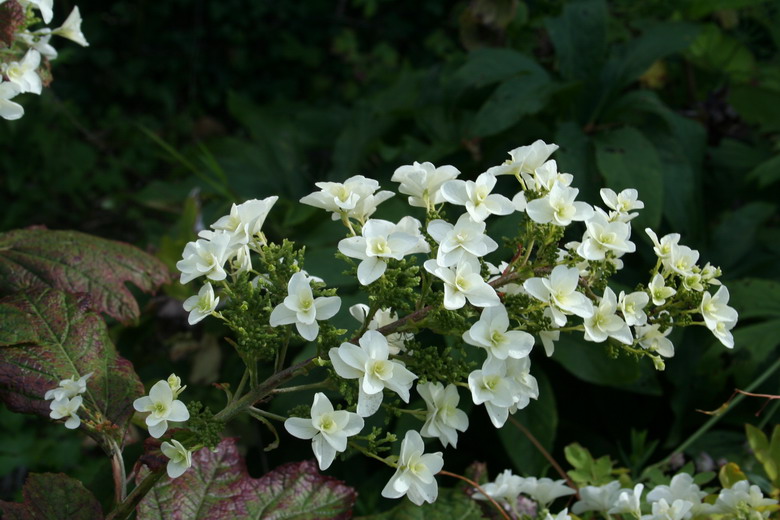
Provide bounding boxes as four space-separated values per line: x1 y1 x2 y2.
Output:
646 228 681 260
424 257 500 310
417 382 469 448
521 477 576 508
300 175 393 223
391 161 460 210
0 81 24 120
473 469 525 507
637 323 675 358
609 483 644 517
53 7 89 47
583 288 633 345
381 430 444 506
427 214 498 267
526 183 593 227
524 265 594 327
666 244 700 277
600 188 644 221
468 357 516 428
2 49 42 95
572 481 622 515
505 357 539 413
463 305 534 360
176 231 233 284
577 211 636 261
329 331 417 417
440 173 514 222
44 372 92 401
648 273 676 306
526 160 574 193
709 480 777 516
133 380 190 438
182 282 219 325
21 0 53 23
349 304 410 355
269 272 341 341
211 196 278 248
284 392 364 470
641 499 694 520
160 439 192 478
18 30 58 60
49 396 83 429
700 286 738 331
486 140 559 178
712 318 737 349
619 290 649 327
544 509 573 520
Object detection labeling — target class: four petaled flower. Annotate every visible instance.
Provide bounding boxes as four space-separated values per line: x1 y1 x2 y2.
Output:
270 272 341 341
133 379 190 438
381 430 444 506
161 439 193 478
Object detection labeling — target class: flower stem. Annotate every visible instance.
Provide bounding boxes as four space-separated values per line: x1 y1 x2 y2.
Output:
105 467 165 520
438 469 511 520
508 417 578 497
271 380 330 394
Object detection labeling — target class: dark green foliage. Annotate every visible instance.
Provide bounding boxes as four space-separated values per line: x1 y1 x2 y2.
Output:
185 401 223 450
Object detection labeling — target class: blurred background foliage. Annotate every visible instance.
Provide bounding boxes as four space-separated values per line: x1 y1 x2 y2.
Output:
2 0 780 513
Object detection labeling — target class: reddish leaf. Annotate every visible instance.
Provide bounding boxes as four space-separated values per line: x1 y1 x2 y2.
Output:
136 438 356 520
0 289 143 439
0 473 103 520
0 227 171 324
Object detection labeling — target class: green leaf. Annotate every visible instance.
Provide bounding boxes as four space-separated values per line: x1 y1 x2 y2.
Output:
684 0 770 18
747 154 780 188
0 228 170 324
356 488 484 520
719 462 748 489
136 438 356 520
452 48 547 89
745 424 780 487
470 73 552 138
0 289 143 439
594 126 664 230
0 472 103 520
688 24 755 80
545 0 607 81
497 368 557 475
729 85 780 133
728 279 780 320
564 443 615 486
710 202 776 271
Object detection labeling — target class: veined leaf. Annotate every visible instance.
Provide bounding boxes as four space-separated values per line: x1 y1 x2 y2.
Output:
0 227 170 324
545 0 607 82
0 289 143 439
470 73 552 138
0 473 103 520
136 438 356 520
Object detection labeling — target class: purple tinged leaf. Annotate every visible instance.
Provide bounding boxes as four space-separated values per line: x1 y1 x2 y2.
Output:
137 438 356 520
0 289 143 439
0 227 171 324
0 473 103 520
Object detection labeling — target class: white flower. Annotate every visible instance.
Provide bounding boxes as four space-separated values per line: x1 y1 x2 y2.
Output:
710 480 777 515
424 257 500 310
167 373 186 398
417 382 469 448
2 49 42 95
544 509 573 520
329 331 417 417
572 481 622 514
338 217 429 285
600 188 644 220
667 244 699 277
636 324 675 358
700 286 738 331
53 7 89 46
526 183 593 226
440 173 514 222
583 288 633 344
176 231 233 284
523 265 594 327
0 81 24 120
44 372 92 401
21 0 53 23
473 469 525 506
648 273 676 306
505 357 539 412
468 357 516 428
182 282 220 325
160 439 192 478
211 196 278 248
646 473 705 518
133 380 190 438
269 272 341 341
300 175 393 223
49 396 83 429
427 214 498 267
527 160 574 193
487 140 559 177
381 430 444 506
609 483 644 517
712 318 737 349
646 228 680 260
391 161 460 210
463 305 534 360
284 392 364 470
17 30 58 60
619 291 649 327
521 477 576 508
349 304 410 355
641 499 694 520
577 211 635 261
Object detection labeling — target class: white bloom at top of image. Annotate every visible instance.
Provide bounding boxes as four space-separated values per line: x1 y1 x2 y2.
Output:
619 290 649 327
417 382 469 448
381 430 444 506
427 213 498 267
520 477 576 508
600 188 644 220
300 175 393 223
486 140 559 177
583 287 633 345
523 265 594 327
609 483 644 517
329 330 417 417
424 257 500 310
45 372 92 401
338 216 429 285
577 211 636 261
176 230 233 284
49 395 83 429
646 472 706 508
349 304 411 355
642 499 694 520
211 196 278 246
648 273 676 306
182 282 220 325
391 161 460 209
666 244 700 277
269 271 341 341
2 49 42 95
710 480 778 515
133 380 190 438
526 183 593 227
161 439 192 478
18 30 58 60
572 481 622 515
636 323 675 358
440 172 514 222
284 392 364 470
700 286 738 331
0 80 24 121
53 6 89 46
463 304 534 360
21 0 53 23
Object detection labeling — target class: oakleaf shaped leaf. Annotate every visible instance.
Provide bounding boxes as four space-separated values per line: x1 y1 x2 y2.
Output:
136 438 356 520
0 289 143 439
0 227 171 323
0 472 103 520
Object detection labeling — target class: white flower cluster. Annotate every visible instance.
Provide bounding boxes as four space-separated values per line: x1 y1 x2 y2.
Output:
44 371 91 429
0 0 88 120
473 470 575 518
